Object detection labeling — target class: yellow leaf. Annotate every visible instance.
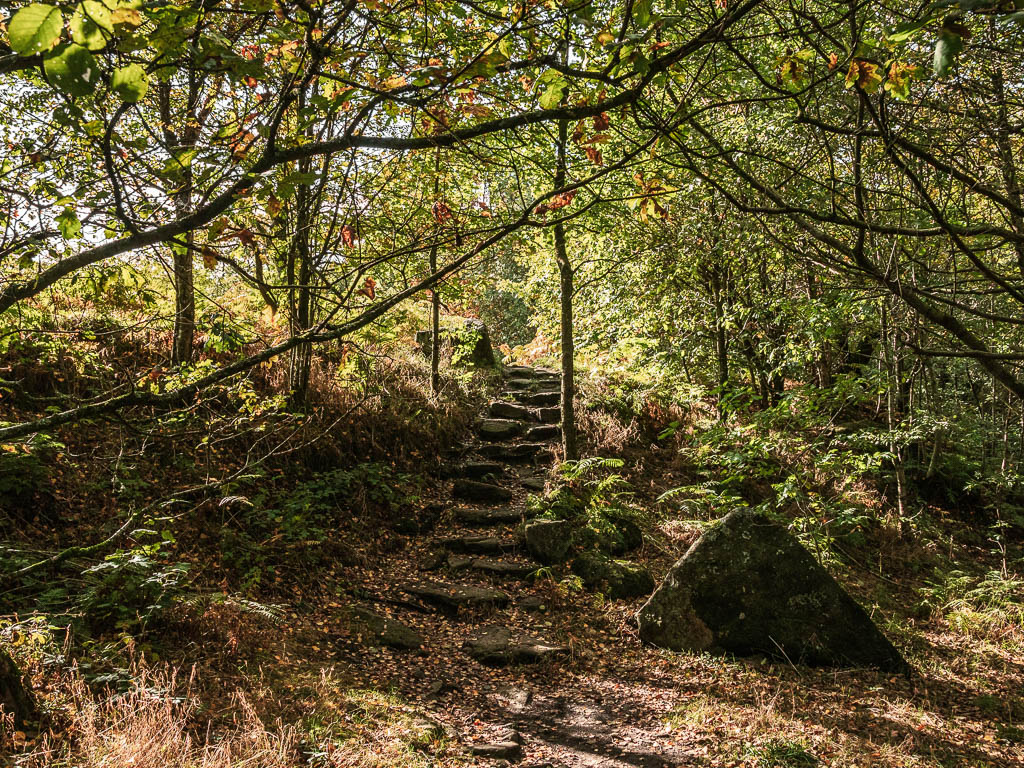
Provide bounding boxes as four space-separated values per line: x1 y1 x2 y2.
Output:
111 8 142 26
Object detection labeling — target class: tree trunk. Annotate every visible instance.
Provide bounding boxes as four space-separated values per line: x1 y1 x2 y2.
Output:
1 648 36 728
429 150 442 396
991 67 1024 278
554 118 577 460
287 87 314 406
170 178 195 367
287 187 313 405
160 73 198 367
710 264 729 417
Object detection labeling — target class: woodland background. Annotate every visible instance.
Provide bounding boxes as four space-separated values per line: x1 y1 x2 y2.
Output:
1 0 1023 765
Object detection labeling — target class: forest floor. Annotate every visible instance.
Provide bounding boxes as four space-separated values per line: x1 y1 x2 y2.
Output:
3 367 1024 768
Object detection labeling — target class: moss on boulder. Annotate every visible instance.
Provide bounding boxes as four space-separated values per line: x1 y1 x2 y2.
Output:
636 509 909 672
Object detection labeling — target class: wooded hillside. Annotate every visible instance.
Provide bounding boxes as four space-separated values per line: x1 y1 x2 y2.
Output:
1 0 1023 765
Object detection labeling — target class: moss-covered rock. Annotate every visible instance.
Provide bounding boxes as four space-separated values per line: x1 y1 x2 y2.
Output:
524 519 572 564
636 509 910 672
572 551 654 599
581 513 643 555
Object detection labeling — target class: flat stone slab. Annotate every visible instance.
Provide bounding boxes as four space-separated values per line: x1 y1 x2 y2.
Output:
347 607 423 650
454 507 523 526
489 401 536 421
522 477 547 492
405 581 509 610
453 479 514 503
636 509 910 672
458 461 505 479
449 556 537 578
507 377 560 392
504 365 556 378
477 442 548 462
504 365 538 377
470 742 523 760
538 406 561 424
435 535 518 554
525 424 560 441
464 626 568 665
514 391 560 407
478 419 524 440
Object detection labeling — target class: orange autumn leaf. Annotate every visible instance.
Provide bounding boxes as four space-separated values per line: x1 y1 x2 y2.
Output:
356 277 376 299
432 200 453 224
341 225 356 248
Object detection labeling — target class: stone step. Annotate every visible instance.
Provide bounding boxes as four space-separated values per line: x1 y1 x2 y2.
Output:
525 424 560 442
347 607 424 650
504 365 551 378
452 479 514 503
507 378 561 393
405 581 509 611
463 626 568 665
470 742 523 760
435 534 519 555
478 418 524 440
453 507 523 526
488 401 536 421
477 442 552 462
458 460 505 480
512 391 559 407
537 406 561 424
448 556 537 578
522 477 547 492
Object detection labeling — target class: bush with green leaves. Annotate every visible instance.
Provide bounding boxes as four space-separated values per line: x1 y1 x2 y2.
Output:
217 463 412 589
76 544 192 634
917 567 1024 634
528 457 647 554
0 434 63 516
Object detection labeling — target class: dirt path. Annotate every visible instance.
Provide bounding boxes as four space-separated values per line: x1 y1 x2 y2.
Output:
325 366 1022 768
329 365 701 766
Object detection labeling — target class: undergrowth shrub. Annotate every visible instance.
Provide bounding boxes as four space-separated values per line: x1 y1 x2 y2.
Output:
917 567 1024 639
528 457 649 553
0 435 63 524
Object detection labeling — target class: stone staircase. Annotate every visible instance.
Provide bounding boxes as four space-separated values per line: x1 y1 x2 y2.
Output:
344 364 664 764
403 364 568 674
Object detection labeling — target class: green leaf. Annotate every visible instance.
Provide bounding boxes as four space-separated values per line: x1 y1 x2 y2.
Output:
71 1 114 51
933 31 962 77
111 63 149 102
280 170 318 185
57 207 82 239
537 68 568 109
8 4 64 55
633 0 653 28
44 43 102 97
887 18 932 43
539 82 566 109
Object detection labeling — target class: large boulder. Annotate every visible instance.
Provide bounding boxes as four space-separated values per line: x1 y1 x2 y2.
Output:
636 510 910 672
524 519 572 564
572 551 654 599
590 514 643 555
416 319 495 367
